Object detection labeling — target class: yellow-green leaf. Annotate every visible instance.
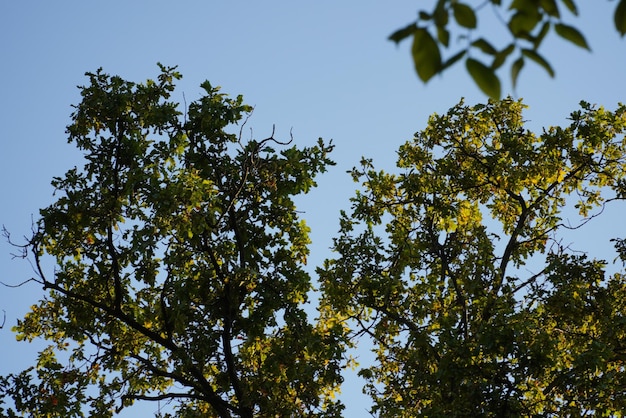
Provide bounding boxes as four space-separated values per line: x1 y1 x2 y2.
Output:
466 58 501 99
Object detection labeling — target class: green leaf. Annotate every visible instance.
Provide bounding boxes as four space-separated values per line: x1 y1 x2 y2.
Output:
509 0 537 13
540 0 560 17
437 26 450 47
554 23 590 50
453 3 477 29
509 11 541 36
433 2 449 27
560 0 579 16
615 0 626 37
466 58 501 99
389 23 418 44
472 38 497 55
522 48 555 77
534 21 551 49
412 28 442 82
441 50 467 71
491 43 515 69
511 56 525 90
419 11 432 20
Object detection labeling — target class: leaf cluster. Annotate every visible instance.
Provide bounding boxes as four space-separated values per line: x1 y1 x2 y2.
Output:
390 0 626 98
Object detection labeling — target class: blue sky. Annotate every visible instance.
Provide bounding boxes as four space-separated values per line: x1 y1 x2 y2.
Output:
1 1 625 416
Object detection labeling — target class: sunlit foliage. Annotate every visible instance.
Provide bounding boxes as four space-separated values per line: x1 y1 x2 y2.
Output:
320 98 626 416
3 69 626 417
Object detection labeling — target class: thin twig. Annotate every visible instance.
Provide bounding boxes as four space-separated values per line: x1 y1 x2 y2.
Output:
0 278 38 288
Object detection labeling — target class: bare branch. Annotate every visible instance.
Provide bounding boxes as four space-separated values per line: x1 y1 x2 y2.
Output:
122 391 205 403
0 278 39 288
106 225 123 312
511 266 550 294
259 124 293 146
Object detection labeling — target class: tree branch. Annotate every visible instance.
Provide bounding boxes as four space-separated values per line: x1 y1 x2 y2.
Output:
106 224 123 312
30 242 235 417
122 391 206 403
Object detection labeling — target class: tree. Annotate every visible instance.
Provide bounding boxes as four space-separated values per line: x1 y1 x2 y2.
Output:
319 98 626 416
0 65 349 417
4 68 626 418
391 0 626 98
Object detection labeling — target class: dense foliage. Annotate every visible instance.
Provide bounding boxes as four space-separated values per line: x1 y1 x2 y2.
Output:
320 98 626 416
2 67 626 417
391 0 626 97
0 66 347 417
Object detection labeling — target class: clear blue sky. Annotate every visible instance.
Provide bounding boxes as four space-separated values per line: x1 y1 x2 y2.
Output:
1 1 625 416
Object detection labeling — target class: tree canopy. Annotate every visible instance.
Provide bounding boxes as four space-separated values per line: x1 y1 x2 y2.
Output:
0 65 348 417
2 67 626 417
391 0 626 98
320 98 626 416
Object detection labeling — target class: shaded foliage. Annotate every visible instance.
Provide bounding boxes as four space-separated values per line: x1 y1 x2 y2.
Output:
391 0 626 97
0 65 348 417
